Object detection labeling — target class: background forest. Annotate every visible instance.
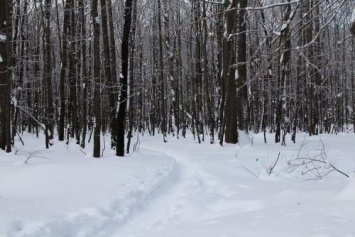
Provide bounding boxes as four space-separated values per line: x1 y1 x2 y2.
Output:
0 0 354 156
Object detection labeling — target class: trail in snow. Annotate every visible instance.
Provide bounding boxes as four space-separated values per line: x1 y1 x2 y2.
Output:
111 138 263 237
2 133 355 237
110 134 355 237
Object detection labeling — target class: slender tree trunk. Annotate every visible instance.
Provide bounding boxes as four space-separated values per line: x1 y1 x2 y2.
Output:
175 1 182 138
279 1 295 146
92 0 101 157
237 0 249 132
127 0 137 154
203 0 214 144
0 0 11 152
43 0 54 149
68 0 79 144
108 0 118 148
116 0 133 156
79 0 88 148
157 0 167 142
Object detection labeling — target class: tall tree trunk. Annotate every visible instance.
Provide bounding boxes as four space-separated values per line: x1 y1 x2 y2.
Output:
108 0 118 148
193 0 202 144
100 0 116 147
92 0 101 157
67 0 79 144
127 0 137 154
58 0 72 141
277 1 296 146
224 0 238 144
116 0 133 156
157 0 167 142
0 0 11 152
79 0 88 148
203 0 214 144
43 0 54 149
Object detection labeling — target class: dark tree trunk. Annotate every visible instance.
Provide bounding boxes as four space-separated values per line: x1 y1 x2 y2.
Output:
43 0 54 149
224 0 238 144
92 0 101 157
157 0 167 142
69 2 79 144
116 0 133 156
193 0 202 144
79 0 88 148
108 0 118 148
127 0 137 154
58 0 72 141
203 0 214 144
0 0 11 152
237 0 249 132
277 1 295 146
100 0 117 148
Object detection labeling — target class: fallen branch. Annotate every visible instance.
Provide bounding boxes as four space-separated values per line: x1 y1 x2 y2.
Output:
287 138 349 179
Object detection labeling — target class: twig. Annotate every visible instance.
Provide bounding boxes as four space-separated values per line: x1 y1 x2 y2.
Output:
288 138 349 179
243 167 260 179
329 164 349 178
268 152 280 175
15 129 25 146
24 150 50 164
80 149 87 156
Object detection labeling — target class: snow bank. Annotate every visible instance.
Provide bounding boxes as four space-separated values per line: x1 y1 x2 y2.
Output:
0 137 176 237
2 132 355 237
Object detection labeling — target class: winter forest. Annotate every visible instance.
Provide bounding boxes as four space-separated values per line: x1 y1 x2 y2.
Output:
1 0 355 236
0 0 353 155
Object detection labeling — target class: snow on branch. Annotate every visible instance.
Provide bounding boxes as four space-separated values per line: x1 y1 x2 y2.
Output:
0 34 5 42
17 105 46 130
245 0 300 11
351 8 355 36
204 0 224 5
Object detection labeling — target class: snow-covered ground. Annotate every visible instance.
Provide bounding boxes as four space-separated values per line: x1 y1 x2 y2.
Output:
1 132 355 237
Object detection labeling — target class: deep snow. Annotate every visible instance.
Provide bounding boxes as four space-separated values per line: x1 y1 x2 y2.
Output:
1 132 355 237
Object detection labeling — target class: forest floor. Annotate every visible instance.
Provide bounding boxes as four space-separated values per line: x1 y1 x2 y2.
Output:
1 131 355 237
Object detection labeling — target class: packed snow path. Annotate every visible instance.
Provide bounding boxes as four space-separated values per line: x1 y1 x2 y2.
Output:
111 140 255 237
112 135 355 237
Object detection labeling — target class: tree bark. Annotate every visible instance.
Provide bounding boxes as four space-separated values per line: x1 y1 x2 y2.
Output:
237 0 249 132
92 0 101 157
157 0 167 142
116 0 133 156
224 0 238 144
43 0 54 149
108 0 118 148
0 0 11 152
